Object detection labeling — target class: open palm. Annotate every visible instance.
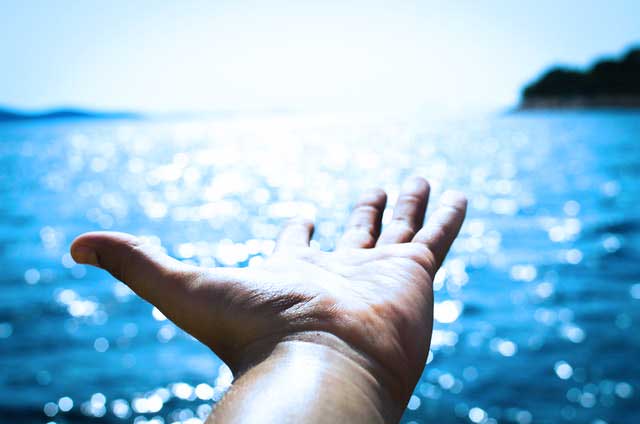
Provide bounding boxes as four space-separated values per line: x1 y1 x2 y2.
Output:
71 177 466 410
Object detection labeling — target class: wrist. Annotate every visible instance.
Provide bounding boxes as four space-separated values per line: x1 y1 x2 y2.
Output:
225 331 407 423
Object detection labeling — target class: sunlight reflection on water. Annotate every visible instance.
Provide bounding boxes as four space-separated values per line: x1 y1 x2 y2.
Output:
0 112 639 423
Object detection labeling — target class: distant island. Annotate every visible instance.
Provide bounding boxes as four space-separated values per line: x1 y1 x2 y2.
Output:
520 46 640 109
0 107 139 122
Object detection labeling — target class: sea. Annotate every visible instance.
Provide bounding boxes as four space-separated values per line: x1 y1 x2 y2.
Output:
0 111 638 423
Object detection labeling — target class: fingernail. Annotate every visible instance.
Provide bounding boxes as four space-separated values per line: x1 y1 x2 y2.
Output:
72 245 99 267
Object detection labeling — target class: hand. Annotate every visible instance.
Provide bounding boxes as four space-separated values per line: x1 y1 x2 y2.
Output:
71 177 466 422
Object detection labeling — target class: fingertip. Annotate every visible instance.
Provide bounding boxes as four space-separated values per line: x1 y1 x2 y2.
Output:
439 190 468 211
70 244 99 267
357 187 387 207
277 217 315 250
287 217 315 230
70 231 139 267
370 187 388 199
402 176 430 194
369 187 387 198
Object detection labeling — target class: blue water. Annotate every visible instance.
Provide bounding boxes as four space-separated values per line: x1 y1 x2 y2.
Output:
1 112 638 424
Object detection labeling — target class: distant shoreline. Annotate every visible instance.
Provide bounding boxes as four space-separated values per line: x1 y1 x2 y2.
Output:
518 95 640 111
0 108 139 122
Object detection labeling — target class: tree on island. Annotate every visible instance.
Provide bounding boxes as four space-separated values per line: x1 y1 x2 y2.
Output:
521 46 640 108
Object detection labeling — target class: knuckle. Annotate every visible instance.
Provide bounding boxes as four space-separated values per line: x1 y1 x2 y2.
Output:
354 204 380 216
116 240 144 282
405 244 438 272
390 216 414 229
399 193 423 205
353 225 378 244
384 224 415 241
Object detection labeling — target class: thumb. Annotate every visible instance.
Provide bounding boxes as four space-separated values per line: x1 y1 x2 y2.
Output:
70 231 200 310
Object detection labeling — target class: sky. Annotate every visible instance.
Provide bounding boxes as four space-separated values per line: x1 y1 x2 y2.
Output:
1 0 640 115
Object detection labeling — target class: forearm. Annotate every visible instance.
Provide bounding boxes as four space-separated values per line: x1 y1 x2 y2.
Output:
208 332 405 424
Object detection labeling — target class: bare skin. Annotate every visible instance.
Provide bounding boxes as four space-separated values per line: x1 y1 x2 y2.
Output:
70 177 467 423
